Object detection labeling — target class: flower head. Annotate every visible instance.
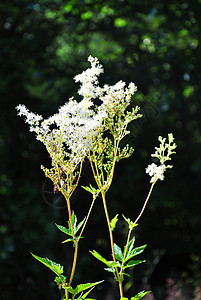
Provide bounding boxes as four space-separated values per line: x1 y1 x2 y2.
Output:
74 56 103 101
17 56 141 188
146 133 177 183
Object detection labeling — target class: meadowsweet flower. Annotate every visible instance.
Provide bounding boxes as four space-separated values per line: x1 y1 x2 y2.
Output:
146 163 172 183
17 56 142 190
74 56 104 101
146 133 177 183
151 133 177 164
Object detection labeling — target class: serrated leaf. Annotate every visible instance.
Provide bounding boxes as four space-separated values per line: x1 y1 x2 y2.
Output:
114 243 123 261
75 280 104 295
131 290 151 299
31 253 63 276
125 245 146 262
71 211 77 232
90 250 118 268
110 214 118 231
124 237 135 259
124 260 145 269
55 223 73 237
75 217 86 234
130 245 146 256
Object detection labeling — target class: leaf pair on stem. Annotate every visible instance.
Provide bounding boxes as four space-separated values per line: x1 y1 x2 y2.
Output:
90 215 150 299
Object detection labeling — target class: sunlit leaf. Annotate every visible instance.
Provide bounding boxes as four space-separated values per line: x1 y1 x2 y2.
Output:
74 280 104 294
31 253 63 276
124 237 135 259
90 250 118 268
114 243 123 261
110 214 119 231
55 223 73 237
125 245 147 262
75 217 86 234
124 260 145 269
131 290 151 299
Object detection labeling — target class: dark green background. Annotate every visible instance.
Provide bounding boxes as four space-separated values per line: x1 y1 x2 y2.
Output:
1 0 201 299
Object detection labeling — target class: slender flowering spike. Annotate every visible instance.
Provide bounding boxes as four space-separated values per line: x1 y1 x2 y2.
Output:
146 133 176 183
151 133 177 164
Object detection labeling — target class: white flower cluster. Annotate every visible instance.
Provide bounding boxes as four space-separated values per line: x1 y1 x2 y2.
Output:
146 133 177 183
74 56 103 101
16 99 104 168
16 56 139 170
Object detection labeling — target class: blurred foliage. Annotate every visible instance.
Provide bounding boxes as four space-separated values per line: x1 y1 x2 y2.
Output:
1 0 201 299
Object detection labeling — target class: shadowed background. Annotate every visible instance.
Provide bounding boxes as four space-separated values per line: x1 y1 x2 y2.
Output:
1 0 201 299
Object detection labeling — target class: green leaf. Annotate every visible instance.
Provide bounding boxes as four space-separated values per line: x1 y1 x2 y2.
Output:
71 211 77 233
81 287 96 299
75 217 85 234
31 253 63 276
90 250 118 268
62 238 74 243
55 223 73 237
75 280 104 294
122 215 138 230
110 214 118 231
120 298 129 300
125 245 147 262
124 260 145 269
130 245 147 257
63 286 75 294
82 185 99 196
114 243 123 261
56 212 84 239
131 290 151 299
124 237 135 259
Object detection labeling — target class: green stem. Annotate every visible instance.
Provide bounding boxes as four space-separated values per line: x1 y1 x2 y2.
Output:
69 161 83 199
119 227 132 279
133 181 156 225
119 182 156 287
65 194 75 238
101 192 123 298
68 241 78 286
78 194 97 241
65 289 69 300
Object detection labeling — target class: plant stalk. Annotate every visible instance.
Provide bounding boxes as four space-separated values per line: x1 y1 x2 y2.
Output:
101 192 123 298
134 182 156 225
119 227 132 279
68 241 78 286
